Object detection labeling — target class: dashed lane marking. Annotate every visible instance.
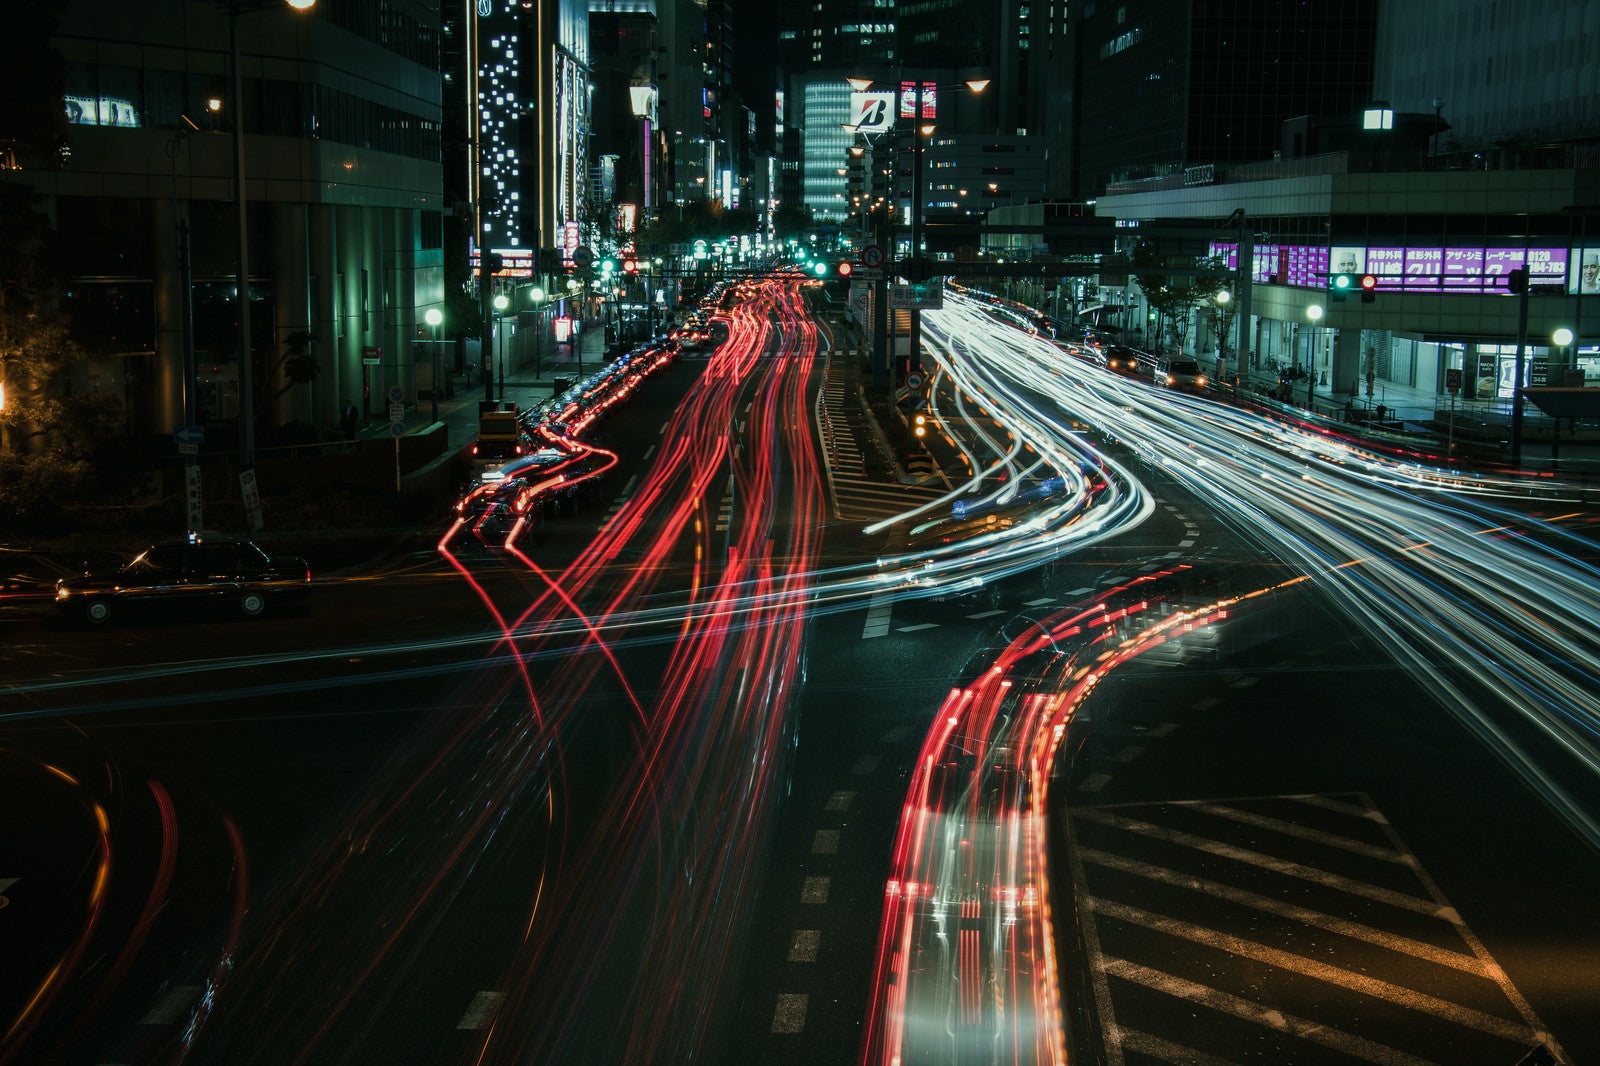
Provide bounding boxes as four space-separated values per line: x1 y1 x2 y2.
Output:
1068 587 1093 596
1228 676 1259 689
1112 745 1145 764
862 593 892 639
966 609 1005 620
1189 697 1221 711
1023 596 1056 607
1146 722 1180 737
812 830 840 855
824 790 856 811
851 754 879 775
788 930 821 963
801 876 830 904
772 993 809 1034
1079 773 1113 792
456 991 502 1030
895 623 938 633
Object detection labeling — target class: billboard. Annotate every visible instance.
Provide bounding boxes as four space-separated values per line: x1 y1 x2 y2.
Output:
898 81 937 120
849 91 895 132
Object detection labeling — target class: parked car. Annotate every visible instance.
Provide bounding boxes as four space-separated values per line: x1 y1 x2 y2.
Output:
1158 357 1208 392
54 535 310 624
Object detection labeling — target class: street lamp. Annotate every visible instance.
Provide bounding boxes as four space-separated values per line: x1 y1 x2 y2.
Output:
1214 289 1231 382
424 307 443 422
225 0 318 483
492 292 510 403
1305 303 1324 409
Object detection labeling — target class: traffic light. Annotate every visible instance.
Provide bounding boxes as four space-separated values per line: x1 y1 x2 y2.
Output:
1329 272 1354 302
836 260 854 279
812 261 828 278
622 258 638 275
912 412 930 439
600 258 617 277
1359 273 1378 303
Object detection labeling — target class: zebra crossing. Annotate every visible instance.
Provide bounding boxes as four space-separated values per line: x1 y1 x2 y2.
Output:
1068 793 1561 1066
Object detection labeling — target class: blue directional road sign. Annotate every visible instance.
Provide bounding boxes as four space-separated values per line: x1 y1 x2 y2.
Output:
174 425 205 445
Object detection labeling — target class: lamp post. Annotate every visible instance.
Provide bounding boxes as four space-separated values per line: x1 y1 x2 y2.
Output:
1214 289 1231 383
492 292 509 403
529 286 546 378
425 307 443 422
227 0 318 481
1305 303 1324 410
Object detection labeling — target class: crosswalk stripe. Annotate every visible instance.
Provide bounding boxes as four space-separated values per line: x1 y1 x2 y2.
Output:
1090 899 1535 1043
1184 801 1412 863
1101 957 1435 1066
1077 847 1487 975
1073 808 1445 915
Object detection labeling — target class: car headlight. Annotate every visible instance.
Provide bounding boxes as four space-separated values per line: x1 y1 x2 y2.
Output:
1196 376 1207 386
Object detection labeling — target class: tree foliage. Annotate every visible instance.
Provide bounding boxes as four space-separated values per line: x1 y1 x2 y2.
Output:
1131 240 1228 354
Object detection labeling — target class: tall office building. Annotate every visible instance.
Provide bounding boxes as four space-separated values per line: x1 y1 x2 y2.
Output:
1074 0 1378 196
1373 0 1600 147
28 0 445 437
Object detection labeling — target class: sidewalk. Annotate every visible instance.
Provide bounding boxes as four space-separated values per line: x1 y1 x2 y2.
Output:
360 327 614 450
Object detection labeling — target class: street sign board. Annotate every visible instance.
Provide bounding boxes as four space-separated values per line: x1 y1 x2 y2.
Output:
890 283 944 310
861 244 886 269
186 463 204 533
177 443 199 456
851 266 884 281
388 386 404 404
905 372 925 391
390 422 406 438
239 468 264 532
362 346 383 367
572 245 594 269
1445 368 1462 394
388 402 405 423
174 425 205 446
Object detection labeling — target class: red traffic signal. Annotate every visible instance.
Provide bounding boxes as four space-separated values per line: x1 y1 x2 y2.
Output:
837 261 854 278
1359 273 1378 303
622 258 638 274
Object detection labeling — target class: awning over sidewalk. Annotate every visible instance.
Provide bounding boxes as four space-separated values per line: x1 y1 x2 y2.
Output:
1523 388 1600 419
1075 304 1105 317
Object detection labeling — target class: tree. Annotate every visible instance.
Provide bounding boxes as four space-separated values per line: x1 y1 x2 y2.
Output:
1131 241 1227 355
257 329 318 425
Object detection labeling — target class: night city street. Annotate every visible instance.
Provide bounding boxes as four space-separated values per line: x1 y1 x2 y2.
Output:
5 2 1600 1065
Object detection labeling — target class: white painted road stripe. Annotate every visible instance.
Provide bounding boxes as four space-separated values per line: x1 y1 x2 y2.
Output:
801 876 830 904
967 609 1005 619
456 991 502 1030
140 986 201 1026
862 593 892 639
789 930 820 962
1091 898 1535 1044
1186 801 1411 863
1119 1029 1240 1066
825 790 856 811
1078 847 1487 975
1147 722 1180 737
772 993 809 1033
896 622 938 633
1079 773 1113 792
852 754 879 775
812 829 840 854
1073 809 1445 915
1101 957 1434 1066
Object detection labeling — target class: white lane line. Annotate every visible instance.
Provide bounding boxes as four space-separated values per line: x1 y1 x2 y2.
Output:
1118 1029 1239 1066
825 790 856 811
1229 676 1259 689
1189 697 1222 711
1162 551 1183 560
1112 745 1145 764
801 876 830 904
1294 793 1387 821
1090 898 1536 1044
1178 539 1196 548
659 421 670 434
1079 773 1113 792
789 930 821 963
862 592 893 639
1078 848 1487 975
896 623 938 633
1073 809 1445 915
852 754 880 775
1101 957 1434 1066
456 991 502 1030
1023 596 1056 607
1186 802 1411 863
812 830 840 855
140 986 202 1026
1147 722 1180 737
622 474 638 494
967 609 1005 620
1068 587 1093 596
772 993 809 1034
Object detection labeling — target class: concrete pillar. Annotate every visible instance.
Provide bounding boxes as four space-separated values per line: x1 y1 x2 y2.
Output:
308 204 338 430
1331 327 1362 399
149 198 184 434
